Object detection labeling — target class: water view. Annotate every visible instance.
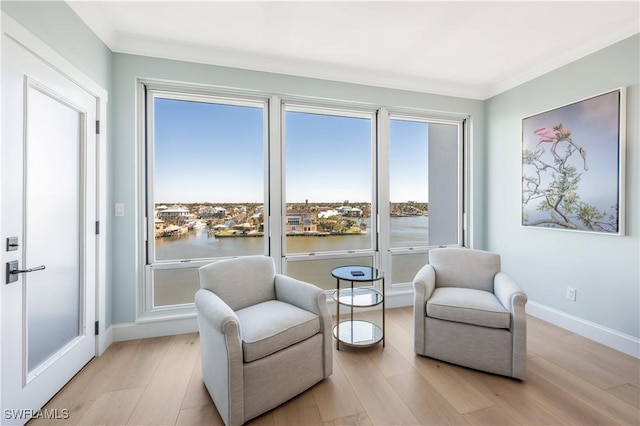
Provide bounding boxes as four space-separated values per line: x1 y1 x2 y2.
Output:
149 98 459 306
151 202 437 306
155 215 430 260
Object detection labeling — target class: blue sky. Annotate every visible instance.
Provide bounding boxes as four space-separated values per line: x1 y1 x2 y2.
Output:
154 98 430 203
154 98 264 203
390 119 429 202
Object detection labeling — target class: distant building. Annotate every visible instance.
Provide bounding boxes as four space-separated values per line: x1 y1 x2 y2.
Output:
336 206 362 217
286 210 317 233
201 206 227 218
157 207 190 219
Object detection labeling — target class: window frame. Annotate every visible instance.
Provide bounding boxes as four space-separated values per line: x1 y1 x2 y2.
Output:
137 80 470 319
281 101 380 278
141 82 271 315
382 110 467 288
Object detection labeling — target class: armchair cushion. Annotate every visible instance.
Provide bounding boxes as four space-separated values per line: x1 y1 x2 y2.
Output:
426 287 511 329
236 300 320 363
199 256 276 311
429 248 500 292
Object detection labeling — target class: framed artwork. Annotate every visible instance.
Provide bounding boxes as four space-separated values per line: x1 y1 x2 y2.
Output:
521 88 626 235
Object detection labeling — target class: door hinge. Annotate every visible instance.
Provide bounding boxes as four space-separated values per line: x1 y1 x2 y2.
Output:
94 321 99 335
95 221 100 235
96 120 100 135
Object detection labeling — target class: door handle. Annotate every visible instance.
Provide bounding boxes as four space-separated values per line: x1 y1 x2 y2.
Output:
11 265 46 274
6 261 45 284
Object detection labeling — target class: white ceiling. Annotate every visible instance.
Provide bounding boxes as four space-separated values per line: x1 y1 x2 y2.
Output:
67 1 639 100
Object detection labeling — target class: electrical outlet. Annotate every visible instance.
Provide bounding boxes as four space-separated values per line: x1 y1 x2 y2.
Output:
566 287 577 302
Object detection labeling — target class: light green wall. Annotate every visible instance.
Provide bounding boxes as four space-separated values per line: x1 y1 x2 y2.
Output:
485 35 639 337
110 53 485 323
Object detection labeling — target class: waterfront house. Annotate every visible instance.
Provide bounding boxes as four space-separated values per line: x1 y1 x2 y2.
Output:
156 207 190 220
336 206 363 217
200 206 227 218
285 210 318 234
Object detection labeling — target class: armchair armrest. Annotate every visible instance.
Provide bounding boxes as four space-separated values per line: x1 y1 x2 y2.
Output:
494 272 527 313
413 264 436 305
412 264 435 355
274 274 325 315
195 289 244 425
195 288 241 334
493 271 528 379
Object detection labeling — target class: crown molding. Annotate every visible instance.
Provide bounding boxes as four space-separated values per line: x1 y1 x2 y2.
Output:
485 22 640 99
110 31 488 100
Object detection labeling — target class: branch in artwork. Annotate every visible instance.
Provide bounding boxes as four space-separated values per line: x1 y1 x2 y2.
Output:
522 123 617 232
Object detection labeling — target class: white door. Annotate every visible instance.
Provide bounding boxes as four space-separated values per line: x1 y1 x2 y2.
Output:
1 34 97 425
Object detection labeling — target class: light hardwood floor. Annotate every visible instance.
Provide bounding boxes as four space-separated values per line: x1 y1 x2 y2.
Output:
31 307 639 425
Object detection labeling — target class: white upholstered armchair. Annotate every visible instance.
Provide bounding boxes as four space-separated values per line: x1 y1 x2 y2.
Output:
195 256 333 426
413 248 528 379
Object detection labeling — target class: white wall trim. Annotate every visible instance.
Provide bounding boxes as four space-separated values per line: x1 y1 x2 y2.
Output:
2 13 109 101
526 301 640 359
486 21 639 99
2 12 109 358
110 315 199 342
107 33 487 100
97 327 113 356
382 288 414 308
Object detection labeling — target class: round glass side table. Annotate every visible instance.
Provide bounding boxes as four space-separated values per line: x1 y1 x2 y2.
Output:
331 265 385 350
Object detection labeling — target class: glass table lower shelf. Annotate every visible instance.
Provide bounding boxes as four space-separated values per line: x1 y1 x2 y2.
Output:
332 320 383 347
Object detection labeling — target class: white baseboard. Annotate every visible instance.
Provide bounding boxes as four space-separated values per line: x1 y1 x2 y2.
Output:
97 326 113 356
110 315 199 342
526 301 640 358
385 289 414 309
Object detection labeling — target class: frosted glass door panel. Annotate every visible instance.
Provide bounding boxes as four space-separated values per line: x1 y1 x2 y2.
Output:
26 87 82 372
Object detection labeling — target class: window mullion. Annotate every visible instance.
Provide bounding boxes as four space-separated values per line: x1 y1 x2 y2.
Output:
377 108 390 275
268 95 283 271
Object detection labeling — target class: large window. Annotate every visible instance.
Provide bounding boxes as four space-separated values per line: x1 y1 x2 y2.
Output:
142 83 466 314
283 105 377 289
387 116 463 285
145 89 267 310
